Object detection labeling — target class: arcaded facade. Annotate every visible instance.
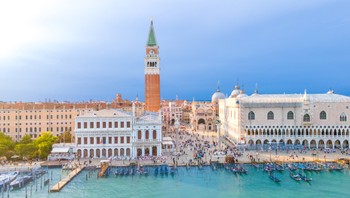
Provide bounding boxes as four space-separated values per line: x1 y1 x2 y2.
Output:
219 88 350 149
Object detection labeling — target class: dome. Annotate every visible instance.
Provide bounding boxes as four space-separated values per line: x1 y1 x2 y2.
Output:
236 90 248 98
327 89 334 94
230 84 241 98
212 91 225 103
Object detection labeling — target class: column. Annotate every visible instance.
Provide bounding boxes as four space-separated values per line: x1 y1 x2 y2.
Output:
142 147 145 156
149 146 152 156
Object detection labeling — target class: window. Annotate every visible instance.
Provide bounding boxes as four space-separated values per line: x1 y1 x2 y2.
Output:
287 111 294 120
90 122 94 128
303 114 310 122
145 130 149 139
77 122 81 129
120 137 124 144
248 111 255 120
340 113 347 122
127 121 130 128
90 137 94 144
153 130 157 139
267 111 274 120
84 137 87 144
84 122 87 129
121 122 124 128
108 137 112 144
103 122 106 128
127 136 130 143
96 122 100 128
114 137 118 144
138 130 142 139
77 137 81 144
109 122 112 128
320 111 327 120
114 122 118 128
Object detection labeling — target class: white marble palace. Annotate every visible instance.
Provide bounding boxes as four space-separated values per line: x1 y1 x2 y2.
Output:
74 108 162 158
219 85 350 149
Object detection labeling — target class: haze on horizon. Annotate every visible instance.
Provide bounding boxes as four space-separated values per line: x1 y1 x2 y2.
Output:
0 0 349 102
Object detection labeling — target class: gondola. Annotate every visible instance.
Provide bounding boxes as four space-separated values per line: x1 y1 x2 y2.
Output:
289 172 301 181
269 175 281 183
297 172 312 182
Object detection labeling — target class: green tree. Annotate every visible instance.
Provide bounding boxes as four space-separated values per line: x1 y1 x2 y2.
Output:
15 135 37 160
34 132 58 159
58 131 72 143
0 132 15 159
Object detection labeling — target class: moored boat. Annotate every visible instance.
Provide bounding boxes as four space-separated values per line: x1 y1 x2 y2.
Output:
269 175 281 183
290 172 301 181
10 175 32 190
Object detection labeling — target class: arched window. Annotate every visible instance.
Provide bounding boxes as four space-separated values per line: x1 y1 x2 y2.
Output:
287 111 294 120
267 111 274 120
138 130 142 139
248 111 255 120
320 111 327 120
303 114 310 122
153 130 157 139
340 113 347 122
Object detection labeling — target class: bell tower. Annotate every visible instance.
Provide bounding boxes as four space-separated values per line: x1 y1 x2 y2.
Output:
144 19 160 112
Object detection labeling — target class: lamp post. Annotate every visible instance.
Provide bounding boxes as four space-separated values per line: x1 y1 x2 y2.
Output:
175 118 180 153
216 119 221 150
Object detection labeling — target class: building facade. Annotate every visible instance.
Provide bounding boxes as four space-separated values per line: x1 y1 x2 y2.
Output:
74 108 162 158
144 20 161 112
219 88 350 149
0 102 106 141
190 101 216 132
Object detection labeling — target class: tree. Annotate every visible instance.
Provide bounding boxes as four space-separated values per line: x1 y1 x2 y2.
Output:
58 131 72 143
0 132 15 159
34 132 58 159
15 135 37 160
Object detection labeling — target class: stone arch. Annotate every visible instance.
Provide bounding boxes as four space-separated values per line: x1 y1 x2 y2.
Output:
302 139 308 147
108 149 112 157
287 139 293 145
90 149 94 158
145 148 150 156
120 148 125 156
96 149 100 158
271 139 277 143
263 139 269 145
343 140 349 148
126 148 131 156
114 148 118 156
102 148 106 157
77 149 82 158
310 139 317 148
83 149 88 158
303 114 310 122
318 140 325 148
248 139 254 145
295 139 301 145
326 140 333 148
137 148 142 157
256 139 262 145
334 140 341 149
152 146 157 156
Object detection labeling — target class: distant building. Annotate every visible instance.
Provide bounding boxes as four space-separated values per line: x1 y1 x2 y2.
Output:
0 101 106 141
219 87 350 149
74 108 162 158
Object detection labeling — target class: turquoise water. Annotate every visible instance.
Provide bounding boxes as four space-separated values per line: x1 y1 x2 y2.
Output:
7 166 350 198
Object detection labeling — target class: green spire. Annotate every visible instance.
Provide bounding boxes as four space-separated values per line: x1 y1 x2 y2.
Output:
147 19 157 46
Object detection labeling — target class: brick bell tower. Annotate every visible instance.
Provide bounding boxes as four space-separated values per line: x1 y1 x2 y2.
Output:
144 19 160 112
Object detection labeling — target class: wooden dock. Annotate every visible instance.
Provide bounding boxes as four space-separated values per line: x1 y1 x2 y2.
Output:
50 165 85 192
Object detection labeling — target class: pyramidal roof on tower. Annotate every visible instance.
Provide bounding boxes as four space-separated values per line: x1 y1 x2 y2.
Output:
147 19 157 46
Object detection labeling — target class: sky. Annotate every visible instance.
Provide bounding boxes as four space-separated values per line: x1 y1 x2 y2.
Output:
0 0 350 102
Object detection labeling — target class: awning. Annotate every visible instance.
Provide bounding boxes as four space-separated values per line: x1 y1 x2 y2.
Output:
162 141 174 145
51 147 70 153
163 137 172 141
